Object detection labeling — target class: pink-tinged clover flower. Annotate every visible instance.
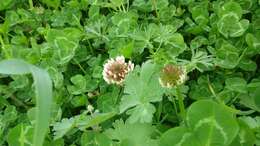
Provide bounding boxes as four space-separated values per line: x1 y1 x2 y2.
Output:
102 56 134 85
159 64 187 88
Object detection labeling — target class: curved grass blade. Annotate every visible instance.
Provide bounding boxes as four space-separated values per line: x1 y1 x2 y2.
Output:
0 59 52 146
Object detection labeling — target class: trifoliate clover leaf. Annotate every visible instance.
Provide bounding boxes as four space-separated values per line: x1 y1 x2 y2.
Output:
217 1 249 38
225 77 247 94
120 61 164 123
111 11 138 33
215 42 240 69
189 1 209 25
187 100 239 146
67 74 86 95
153 25 187 57
246 33 260 52
1 105 17 125
45 28 82 64
238 58 257 71
50 6 81 27
160 100 239 146
218 1 243 20
132 0 153 12
104 120 158 146
217 18 249 38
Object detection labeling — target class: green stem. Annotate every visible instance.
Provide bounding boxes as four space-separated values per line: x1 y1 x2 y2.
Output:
171 96 180 123
19 124 25 146
87 40 94 55
237 47 248 64
152 0 160 20
121 2 126 12
207 75 221 102
159 114 168 124
156 101 163 122
126 0 130 12
118 86 124 100
73 59 87 75
10 95 29 109
207 76 253 116
0 35 10 58
28 0 34 9
220 101 255 115
118 5 123 12
176 86 186 120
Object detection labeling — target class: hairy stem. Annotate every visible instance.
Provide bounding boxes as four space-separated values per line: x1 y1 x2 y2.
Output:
176 86 186 120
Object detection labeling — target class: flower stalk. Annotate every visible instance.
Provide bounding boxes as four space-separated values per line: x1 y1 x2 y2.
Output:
159 64 187 121
176 86 186 120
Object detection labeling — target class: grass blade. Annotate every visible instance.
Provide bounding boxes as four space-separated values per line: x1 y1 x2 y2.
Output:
0 59 52 146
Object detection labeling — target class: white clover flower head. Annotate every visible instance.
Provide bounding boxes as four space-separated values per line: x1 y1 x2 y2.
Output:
87 105 94 112
159 64 187 88
102 56 134 85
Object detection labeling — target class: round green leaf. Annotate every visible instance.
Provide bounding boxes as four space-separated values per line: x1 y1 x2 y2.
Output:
218 2 242 20
187 100 239 146
159 127 200 146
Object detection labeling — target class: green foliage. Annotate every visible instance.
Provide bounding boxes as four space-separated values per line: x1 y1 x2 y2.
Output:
53 112 115 140
120 61 164 123
160 100 239 146
217 2 249 38
0 0 260 145
40 0 60 9
81 131 113 146
215 41 240 69
0 59 52 146
225 77 247 93
7 124 34 146
104 120 158 146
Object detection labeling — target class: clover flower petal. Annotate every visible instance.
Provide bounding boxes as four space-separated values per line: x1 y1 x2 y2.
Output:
103 56 134 85
159 64 187 88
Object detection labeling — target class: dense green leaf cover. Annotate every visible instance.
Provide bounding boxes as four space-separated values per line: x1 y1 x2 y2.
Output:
0 0 260 146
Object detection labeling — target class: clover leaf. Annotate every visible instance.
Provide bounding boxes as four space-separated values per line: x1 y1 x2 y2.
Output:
217 2 249 38
160 100 239 146
215 42 240 69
